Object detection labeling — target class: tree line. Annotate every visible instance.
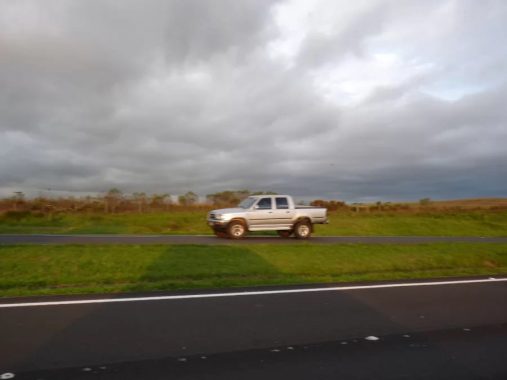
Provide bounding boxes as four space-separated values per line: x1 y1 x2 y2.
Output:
0 189 284 213
3 190 492 215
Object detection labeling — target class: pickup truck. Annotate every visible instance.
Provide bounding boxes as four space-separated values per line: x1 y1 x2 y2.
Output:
207 195 328 239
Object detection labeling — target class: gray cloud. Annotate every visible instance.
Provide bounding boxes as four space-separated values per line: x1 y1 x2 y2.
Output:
0 0 506 201
297 4 386 66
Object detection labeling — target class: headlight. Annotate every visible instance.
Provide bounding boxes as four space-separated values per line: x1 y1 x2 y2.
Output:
215 214 223 219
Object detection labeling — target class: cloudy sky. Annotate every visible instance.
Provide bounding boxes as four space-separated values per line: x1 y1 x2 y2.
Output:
1 0 506 201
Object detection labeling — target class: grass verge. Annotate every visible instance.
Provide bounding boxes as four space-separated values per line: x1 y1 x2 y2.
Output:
1 210 507 236
1 243 506 297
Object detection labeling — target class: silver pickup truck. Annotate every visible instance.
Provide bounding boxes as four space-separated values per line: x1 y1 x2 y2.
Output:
207 195 328 239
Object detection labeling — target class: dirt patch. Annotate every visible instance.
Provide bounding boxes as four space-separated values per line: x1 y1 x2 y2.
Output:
483 260 498 268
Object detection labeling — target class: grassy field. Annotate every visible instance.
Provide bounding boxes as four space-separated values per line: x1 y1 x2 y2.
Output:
1 210 507 236
1 243 506 297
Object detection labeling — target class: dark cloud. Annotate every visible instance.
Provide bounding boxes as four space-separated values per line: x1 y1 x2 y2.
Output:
0 0 506 201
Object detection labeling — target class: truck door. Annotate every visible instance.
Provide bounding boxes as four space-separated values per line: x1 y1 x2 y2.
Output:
248 197 274 228
271 197 296 229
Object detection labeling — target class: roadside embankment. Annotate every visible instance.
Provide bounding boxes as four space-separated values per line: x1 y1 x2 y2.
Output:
1 243 506 297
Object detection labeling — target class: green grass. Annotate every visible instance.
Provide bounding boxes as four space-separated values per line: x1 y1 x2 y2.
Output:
0 212 208 234
1 243 506 297
319 211 507 236
1 210 507 236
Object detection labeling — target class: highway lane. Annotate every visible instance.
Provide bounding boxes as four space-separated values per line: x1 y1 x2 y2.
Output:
1 277 506 378
9 324 507 379
1 234 507 244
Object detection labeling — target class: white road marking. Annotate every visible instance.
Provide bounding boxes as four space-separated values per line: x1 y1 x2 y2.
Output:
0 278 505 309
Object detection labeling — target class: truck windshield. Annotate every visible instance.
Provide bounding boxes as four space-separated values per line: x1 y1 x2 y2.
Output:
238 197 256 209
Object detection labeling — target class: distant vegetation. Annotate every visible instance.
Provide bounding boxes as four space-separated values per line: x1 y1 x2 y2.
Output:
2 189 507 215
1 190 507 236
0 189 281 214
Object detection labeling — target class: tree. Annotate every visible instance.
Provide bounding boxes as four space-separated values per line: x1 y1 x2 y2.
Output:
132 192 147 213
150 193 171 210
178 191 198 206
310 199 346 211
104 188 122 213
12 191 25 211
250 191 278 195
13 191 25 200
310 199 326 208
419 198 431 206
206 190 250 207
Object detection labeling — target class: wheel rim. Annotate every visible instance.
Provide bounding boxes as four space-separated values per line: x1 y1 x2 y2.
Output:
231 224 244 237
298 224 310 237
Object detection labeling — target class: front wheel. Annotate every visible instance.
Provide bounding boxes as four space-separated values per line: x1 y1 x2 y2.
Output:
227 221 247 239
294 221 312 239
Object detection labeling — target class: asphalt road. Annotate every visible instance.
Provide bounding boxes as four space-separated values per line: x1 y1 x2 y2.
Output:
1 277 506 379
1 234 507 244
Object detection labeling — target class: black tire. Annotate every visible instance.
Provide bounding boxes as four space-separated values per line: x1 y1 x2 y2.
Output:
277 230 292 238
227 220 247 239
294 220 312 239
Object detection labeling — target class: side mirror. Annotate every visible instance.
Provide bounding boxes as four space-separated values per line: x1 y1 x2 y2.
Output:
253 205 259 210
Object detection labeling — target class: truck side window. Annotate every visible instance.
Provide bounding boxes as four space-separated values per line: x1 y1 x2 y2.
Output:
256 198 272 209
275 197 289 209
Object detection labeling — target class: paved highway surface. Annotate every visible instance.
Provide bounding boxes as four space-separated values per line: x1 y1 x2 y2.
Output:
1 234 507 244
1 277 506 379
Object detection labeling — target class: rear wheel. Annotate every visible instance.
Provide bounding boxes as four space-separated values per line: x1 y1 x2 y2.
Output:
294 220 312 239
277 230 292 238
227 221 247 239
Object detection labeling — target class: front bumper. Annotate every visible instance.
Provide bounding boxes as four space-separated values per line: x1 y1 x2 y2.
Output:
207 219 228 228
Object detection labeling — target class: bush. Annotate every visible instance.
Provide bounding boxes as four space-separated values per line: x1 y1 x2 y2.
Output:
419 198 431 206
2 210 32 221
